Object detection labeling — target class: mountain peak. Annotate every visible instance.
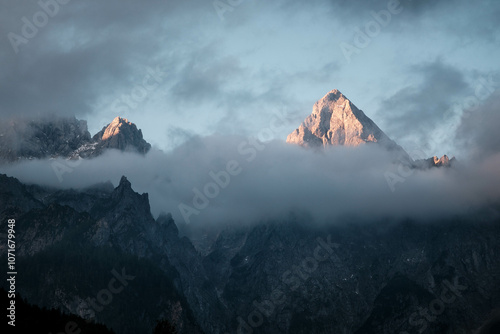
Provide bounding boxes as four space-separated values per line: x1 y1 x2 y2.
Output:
92 116 151 154
0 116 152 161
287 90 403 153
0 116 92 161
323 89 344 101
118 175 131 188
101 117 132 141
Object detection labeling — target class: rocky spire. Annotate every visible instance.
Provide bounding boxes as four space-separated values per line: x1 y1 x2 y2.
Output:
287 89 402 153
93 116 151 154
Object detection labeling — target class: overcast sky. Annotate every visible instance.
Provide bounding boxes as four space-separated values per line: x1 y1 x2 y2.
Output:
1 0 499 156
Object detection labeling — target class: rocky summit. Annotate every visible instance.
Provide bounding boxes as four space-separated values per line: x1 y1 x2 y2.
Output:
92 117 151 154
286 90 460 168
286 89 409 160
0 116 151 161
416 154 456 168
287 89 402 152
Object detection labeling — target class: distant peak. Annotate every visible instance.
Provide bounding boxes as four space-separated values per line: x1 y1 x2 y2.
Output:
118 175 131 188
287 89 402 151
91 117 151 155
416 154 455 169
101 117 133 141
112 116 131 124
323 89 344 100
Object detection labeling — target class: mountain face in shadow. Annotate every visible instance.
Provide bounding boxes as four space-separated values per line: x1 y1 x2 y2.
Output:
1 172 500 333
0 116 151 162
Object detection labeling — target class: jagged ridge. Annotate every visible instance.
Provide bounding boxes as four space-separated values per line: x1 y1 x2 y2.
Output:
0 116 151 161
287 89 401 152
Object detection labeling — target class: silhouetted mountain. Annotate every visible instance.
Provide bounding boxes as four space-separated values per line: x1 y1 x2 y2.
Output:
0 173 202 334
2 288 114 334
1 173 500 333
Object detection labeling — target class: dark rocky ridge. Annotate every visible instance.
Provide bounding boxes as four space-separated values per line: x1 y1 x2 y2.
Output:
0 117 91 161
1 173 499 333
0 174 203 334
0 116 151 161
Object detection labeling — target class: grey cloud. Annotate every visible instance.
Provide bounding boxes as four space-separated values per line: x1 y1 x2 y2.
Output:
1 136 500 229
376 60 470 153
165 126 197 151
455 91 500 159
0 0 212 119
169 45 245 105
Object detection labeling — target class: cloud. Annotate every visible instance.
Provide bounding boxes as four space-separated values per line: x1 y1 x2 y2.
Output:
455 91 500 159
0 0 211 119
2 135 500 230
375 60 470 154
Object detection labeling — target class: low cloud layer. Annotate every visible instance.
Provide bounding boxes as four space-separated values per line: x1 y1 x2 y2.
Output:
2 131 500 229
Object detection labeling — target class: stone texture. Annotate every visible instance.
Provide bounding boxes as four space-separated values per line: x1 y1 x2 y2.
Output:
1 173 499 333
0 116 151 161
413 154 457 169
287 89 401 152
90 117 151 155
0 117 91 161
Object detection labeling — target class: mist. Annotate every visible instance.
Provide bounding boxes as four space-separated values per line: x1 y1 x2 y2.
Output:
1 130 500 228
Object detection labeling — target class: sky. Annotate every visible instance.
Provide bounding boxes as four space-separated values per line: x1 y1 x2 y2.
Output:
1 0 499 156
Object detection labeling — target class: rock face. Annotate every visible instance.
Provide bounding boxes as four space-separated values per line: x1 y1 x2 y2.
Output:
2 173 500 334
206 217 500 334
0 116 151 161
0 117 92 161
90 117 151 155
0 173 204 334
287 89 402 152
414 154 456 168
287 90 460 167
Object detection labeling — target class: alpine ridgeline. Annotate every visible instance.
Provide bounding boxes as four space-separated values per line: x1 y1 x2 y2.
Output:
0 116 151 161
287 90 400 150
286 89 456 166
2 172 500 333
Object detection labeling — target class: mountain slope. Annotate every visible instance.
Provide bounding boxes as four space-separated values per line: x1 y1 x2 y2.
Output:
287 90 402 153
80 117 151 158
0 174 202 334
0 116 91 161
2 173 500 333
0 116 151 161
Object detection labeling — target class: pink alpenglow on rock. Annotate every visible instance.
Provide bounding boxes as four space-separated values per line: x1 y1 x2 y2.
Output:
287 89 405 154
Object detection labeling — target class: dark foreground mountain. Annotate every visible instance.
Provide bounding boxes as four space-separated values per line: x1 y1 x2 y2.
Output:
0 174 203 334
1 173 500 333
2 288 114 334
0 116 151 162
